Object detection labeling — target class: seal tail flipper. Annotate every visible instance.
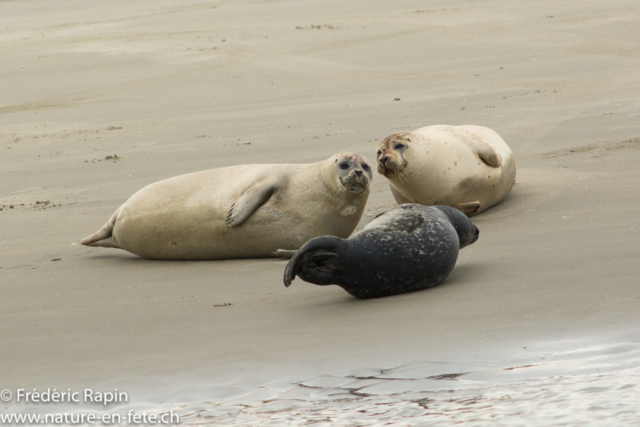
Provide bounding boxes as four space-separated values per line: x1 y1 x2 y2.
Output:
80 205 123 248
284 249 338 287
274 249 297 259
454 201 481 217
284 236 342 287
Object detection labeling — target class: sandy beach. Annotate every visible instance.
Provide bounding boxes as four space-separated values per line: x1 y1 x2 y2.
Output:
1 0 639 424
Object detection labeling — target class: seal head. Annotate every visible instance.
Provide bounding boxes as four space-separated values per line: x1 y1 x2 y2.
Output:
321 152 373 216
376 132 411 178
322 152 372 195
432 205 479 247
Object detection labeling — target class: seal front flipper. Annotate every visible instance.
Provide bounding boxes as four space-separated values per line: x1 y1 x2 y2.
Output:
470 138 502 168
284 236 342 287
226 182 276 227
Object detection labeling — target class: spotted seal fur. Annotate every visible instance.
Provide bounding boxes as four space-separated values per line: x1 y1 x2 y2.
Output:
283 204 479 298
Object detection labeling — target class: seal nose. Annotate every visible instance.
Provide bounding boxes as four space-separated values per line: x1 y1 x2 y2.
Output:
379 156 389 166
354 169 363 176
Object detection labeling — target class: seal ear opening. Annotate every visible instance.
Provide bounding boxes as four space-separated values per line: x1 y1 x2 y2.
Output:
284 237 342 287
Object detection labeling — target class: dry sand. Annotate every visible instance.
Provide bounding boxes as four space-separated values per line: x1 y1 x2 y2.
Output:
1 0 639 422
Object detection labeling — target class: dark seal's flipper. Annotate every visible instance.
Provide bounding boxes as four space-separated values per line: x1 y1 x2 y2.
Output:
226 182 276 227
284 236 343 287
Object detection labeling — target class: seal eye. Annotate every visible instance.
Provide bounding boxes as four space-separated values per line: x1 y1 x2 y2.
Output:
362 163 370 171
376 150 382 156
394 143 405 150
339 162 350 170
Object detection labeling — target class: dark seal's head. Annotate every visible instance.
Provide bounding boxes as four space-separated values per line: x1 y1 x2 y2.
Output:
284 236 347 288
434 205 479 248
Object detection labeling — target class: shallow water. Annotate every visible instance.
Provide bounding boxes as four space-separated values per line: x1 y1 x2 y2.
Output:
169 339 640 426
6 337 639 426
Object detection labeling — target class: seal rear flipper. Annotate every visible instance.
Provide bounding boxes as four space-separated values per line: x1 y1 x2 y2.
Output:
284 250 339 287
84 236 119 248
453 201 481 217
81 205 123 249
274 249 297 259
226 182 275 227
283 236 343 287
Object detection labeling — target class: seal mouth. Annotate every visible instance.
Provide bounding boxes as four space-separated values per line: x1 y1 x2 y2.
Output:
348 183 366 193
339 176 368 193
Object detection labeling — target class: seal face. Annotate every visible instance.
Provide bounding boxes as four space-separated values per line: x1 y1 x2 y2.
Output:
284 204 479 299
81 152 372 260
376 125 517 216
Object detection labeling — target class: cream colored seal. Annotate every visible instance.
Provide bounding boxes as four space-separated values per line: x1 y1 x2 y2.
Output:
376 125 516 216
81 152 373 260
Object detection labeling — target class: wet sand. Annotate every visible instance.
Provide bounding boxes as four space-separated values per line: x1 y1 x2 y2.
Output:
1 0 639 423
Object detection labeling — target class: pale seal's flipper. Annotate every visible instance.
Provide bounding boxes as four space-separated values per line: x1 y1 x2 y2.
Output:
274 249 297 259
226 182 276 227
469 136 502 168
284 204 479 299
454 201 481 217
80 205 123 248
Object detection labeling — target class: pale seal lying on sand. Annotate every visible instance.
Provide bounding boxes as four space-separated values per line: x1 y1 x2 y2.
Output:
81 153 372 260
376 125 516 216
284 204 479 299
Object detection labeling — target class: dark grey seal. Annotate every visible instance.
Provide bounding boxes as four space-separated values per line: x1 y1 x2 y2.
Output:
283 204 479 299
